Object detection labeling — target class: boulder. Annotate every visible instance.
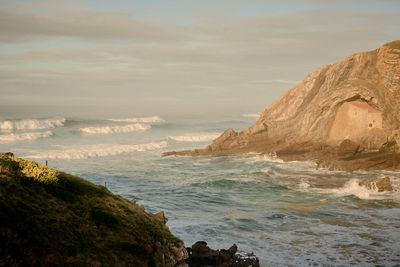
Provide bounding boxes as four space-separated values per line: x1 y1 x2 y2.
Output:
359 177 394 192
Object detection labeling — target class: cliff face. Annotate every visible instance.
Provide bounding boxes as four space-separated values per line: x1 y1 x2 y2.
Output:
0 153 188 266
251 40 400 144
204 41 400 155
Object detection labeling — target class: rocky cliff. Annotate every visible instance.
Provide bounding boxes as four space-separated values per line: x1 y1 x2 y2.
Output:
164 41 400 171
251 40 400 146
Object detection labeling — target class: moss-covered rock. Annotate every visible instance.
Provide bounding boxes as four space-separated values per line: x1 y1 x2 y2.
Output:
0 153 188 266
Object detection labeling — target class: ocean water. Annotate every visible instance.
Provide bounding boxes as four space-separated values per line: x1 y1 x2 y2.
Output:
1 113 400 266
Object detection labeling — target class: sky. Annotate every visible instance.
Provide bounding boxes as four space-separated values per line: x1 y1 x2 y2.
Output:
0 0 399 117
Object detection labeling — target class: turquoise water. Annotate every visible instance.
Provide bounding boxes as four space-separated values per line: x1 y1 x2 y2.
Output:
1 113 400 266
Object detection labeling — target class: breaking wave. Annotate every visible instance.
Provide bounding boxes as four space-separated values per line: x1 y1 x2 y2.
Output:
0 118 66 131
107 116 165 123
80 123 150 135
27 141 168 160
300 178 400 201
167 133 220 142
0 131 53 144
328 178 398 200
250 152 284 163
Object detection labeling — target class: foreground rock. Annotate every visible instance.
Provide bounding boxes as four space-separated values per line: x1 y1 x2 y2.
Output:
0 153 187 266
164 41 400 171
359 176 394 192
186 241 260 267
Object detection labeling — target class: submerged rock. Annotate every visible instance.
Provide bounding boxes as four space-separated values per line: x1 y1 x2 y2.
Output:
359 176 394 192
186 241 260 267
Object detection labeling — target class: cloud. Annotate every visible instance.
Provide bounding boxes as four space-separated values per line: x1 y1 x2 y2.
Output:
0 1 187 42
0 0 399 114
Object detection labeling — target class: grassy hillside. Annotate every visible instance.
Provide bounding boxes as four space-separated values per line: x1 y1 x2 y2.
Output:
0 153 186 266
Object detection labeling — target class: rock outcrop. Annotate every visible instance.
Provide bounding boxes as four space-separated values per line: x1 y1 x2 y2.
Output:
359 177 394 192
164 41 400 171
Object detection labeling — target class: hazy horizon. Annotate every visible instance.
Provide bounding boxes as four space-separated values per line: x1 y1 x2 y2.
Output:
1 0 399 118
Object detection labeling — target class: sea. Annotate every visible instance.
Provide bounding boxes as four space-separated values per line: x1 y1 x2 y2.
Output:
1 111 400 266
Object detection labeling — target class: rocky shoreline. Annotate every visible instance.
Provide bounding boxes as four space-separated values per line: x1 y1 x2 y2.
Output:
163 134 400 172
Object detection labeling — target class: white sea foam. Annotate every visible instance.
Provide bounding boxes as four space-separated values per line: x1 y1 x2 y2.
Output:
250 153 284 163
242 113 260 118
0 131 53 144
331 179 384 199
167 133 220 142
80 123 150 135
107 116 165 123
28 141 168 160
0 118 66 131
305 178 399 200
298 180 311 189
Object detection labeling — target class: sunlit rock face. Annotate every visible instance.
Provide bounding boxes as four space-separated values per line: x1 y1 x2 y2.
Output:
205 41 400 154
165 41 400 171
252 40 400 145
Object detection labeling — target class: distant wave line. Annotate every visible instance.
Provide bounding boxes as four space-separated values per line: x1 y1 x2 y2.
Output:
242 113 260 118
80 123 150 135
0 118 66 131
27 141 168 160
0 131 53 144
167 133 220 142
107 116 165 123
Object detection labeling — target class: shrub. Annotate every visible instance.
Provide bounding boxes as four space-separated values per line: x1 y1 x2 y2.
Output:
14 157 59 184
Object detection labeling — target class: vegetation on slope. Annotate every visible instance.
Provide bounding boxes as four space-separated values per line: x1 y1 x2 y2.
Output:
0 153 185 266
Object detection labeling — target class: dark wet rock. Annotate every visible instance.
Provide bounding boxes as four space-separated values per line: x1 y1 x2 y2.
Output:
359 176 394 192
186 241 260 267
338 139 360 157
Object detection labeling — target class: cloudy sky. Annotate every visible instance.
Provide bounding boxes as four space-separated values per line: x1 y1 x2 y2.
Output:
1 0 399 117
